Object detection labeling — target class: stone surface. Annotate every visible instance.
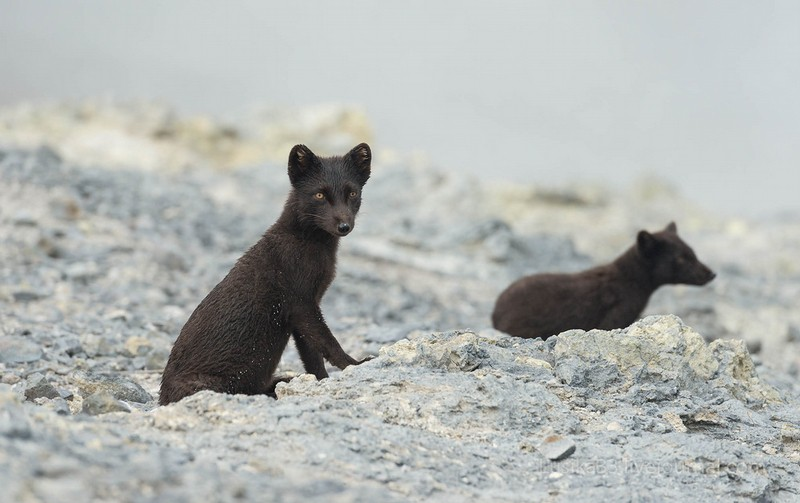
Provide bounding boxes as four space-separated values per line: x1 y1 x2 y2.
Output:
538 435 577 461
0 387 32 439
24 373 60 401
69 370 153 404
81 391 131 415
1 103 799 502
0 336 43 363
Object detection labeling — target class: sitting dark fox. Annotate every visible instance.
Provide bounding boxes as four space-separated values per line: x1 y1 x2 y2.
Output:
492 222 715 340
159 143 372 405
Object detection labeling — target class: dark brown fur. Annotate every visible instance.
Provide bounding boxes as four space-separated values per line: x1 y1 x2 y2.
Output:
492 222 715 340
159 143 372 405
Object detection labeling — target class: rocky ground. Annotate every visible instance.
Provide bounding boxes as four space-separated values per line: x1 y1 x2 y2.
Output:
1 102 799 502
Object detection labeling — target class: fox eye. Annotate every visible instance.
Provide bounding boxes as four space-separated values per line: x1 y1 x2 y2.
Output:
314 192 325 200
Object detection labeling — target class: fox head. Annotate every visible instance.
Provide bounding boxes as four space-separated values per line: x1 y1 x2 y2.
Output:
636 222 716 286
287 143 371 237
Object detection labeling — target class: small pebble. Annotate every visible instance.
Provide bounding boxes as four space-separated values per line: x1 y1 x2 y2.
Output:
662 411 688 433
24 373 60 401
1 374 22 385
539 435 577 461
762 444 778 455
82 391 131 415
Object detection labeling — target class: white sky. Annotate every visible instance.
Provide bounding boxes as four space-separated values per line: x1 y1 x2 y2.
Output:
2 1 799 218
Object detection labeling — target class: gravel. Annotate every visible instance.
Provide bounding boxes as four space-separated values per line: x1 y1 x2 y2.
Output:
1 103 799 501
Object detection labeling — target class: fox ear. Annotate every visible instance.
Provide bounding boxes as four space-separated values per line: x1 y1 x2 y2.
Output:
665 221 677 233
288 144 321 185
637 230 660 258
347 143 371 185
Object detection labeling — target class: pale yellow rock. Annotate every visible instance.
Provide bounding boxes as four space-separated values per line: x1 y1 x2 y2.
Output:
663 411 688 433
124 336 152 357
514 356 554 371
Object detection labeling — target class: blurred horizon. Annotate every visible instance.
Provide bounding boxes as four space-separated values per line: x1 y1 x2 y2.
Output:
2 0 799 219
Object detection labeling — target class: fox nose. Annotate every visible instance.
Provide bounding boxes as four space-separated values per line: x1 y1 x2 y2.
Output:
337 222 351 235
701 266 716 284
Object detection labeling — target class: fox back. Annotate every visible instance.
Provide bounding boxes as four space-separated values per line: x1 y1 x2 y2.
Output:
159 143 372 405
492 222 715 340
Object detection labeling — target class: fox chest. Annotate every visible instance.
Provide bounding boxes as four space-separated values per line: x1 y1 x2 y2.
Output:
277 255 335 303
596 287 651 328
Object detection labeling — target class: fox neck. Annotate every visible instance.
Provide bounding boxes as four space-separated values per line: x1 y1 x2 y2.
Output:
276 193 340 246
613 246 658 292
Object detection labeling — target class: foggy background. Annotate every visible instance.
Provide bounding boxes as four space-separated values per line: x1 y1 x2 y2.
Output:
2 0 798 219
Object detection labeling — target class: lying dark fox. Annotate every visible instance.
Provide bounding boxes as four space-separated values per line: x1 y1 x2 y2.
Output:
159 143 372 405
492 222 715 340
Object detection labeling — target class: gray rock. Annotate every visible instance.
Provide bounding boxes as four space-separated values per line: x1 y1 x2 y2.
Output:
81 391 131 415
12 290 47 302
0 336 43 363
12 211 38 227
145 348 170 371
34 396 71 415
153 247 189 272
80 333 120 358
538 435 576 461
69 370 152 404
1 374 21 385
24 373 60 401
552 315 781 406
54 337 83 357
1 108 800 502
0 388 32 439
788 324 800 343
64 262 101 282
